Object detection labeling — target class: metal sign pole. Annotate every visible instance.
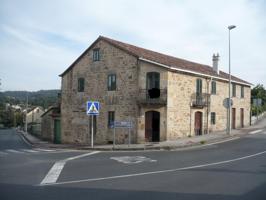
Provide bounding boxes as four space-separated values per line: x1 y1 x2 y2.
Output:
91 115 94 148
128 127 130 147
113 126 116 149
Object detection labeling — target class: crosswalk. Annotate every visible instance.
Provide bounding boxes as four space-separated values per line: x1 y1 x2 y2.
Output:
0 148 60 156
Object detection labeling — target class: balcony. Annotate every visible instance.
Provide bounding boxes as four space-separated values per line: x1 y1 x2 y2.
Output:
191 93 210 108
137 89 167 106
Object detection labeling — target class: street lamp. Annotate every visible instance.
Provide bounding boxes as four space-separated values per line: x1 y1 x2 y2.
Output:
227 25 236 135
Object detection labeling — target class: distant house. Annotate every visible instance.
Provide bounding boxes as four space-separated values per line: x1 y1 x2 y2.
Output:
26 106 44 136
41 106 61 143
59 36 251 145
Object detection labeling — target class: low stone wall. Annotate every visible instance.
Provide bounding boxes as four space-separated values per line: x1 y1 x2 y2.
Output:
251 112 266 125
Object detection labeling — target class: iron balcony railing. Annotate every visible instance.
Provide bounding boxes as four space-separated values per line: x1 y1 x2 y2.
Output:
191 93 210 108
137 88 167 106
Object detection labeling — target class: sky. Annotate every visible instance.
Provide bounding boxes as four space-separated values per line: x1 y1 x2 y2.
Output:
0 0 265 91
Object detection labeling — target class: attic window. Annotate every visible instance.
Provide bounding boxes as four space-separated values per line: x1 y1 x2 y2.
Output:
93 49 100 61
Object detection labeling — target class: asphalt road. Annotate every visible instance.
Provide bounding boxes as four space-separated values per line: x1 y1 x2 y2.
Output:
1 122 266 200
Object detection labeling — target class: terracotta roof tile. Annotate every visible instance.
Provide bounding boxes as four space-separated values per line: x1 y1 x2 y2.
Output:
60 36 251 86
100 36 251 85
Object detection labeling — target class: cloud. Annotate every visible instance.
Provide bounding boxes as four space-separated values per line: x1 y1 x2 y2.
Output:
0 0 265 90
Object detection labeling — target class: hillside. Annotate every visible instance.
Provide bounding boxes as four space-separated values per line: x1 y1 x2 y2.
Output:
0 90 60 109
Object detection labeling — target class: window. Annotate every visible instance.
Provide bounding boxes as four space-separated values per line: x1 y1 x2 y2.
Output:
241 86 244 98
108 111 115 128
196 79 202 94
211 81 216 95
232 83 236 97
211 112 216 125
93 49 100 61
146 72 160 89
78 78 85 92
108 74 116 91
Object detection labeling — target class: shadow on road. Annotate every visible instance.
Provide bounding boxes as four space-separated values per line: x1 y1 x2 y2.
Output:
1 182 266 200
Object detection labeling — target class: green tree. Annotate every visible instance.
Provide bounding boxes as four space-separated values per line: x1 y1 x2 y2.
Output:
251 84 266 115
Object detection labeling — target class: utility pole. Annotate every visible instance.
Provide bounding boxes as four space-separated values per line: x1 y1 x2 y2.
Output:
25 92 28 133
227 25 236 135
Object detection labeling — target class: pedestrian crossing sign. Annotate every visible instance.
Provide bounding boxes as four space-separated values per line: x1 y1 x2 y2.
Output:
87 101 100 115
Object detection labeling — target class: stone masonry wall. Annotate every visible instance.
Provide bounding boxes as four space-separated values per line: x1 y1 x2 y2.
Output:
61 39 251 144
61 40 139 144
167 71 251 140
41 110 54 141
137 61 168 143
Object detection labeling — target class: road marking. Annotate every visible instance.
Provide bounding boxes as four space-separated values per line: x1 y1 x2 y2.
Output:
203 137 240 146
110 156 157 164
40 151 100 185
35 148 55 152
40 161 66 185
5 149 24 153
0 151 8 155
40 150 266 186
249 129 262 134
22 149 39 153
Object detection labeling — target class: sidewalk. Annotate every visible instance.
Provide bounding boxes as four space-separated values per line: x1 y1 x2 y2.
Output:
18 116 266 151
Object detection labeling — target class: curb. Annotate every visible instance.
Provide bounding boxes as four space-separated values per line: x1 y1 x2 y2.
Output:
17 130 243 152
57 134 240 152
18 131 34 147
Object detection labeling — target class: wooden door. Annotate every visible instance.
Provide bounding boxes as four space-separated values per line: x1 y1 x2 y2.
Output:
232 108 236 129
145 112 153 142
152 112 160 142
194 112 202 135
145 111 160 142
240 108 244 128
54 119 61 144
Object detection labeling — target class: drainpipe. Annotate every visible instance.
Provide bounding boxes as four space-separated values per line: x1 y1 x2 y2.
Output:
189 102 192 136
136 58 141 143
206 77 212 135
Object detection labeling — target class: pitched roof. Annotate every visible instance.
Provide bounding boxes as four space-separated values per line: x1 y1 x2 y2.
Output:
60 36 251 86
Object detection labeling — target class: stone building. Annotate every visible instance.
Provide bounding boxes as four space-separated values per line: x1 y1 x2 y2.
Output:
60 36 251 144
26 106 44 136
41 106 61 143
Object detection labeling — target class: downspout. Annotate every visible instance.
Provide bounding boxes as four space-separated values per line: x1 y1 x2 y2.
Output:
136 58 141 143
189 102 192 136
206 77 213 135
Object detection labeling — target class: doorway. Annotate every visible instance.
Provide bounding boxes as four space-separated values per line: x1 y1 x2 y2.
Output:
232 108 236 129
240 108 244 128
194 111 202 136
145 111 160 142
54 119 61 144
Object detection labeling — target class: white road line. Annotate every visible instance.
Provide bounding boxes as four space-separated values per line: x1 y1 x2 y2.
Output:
64 151 100 161
22 149 39 153
40 151 100 185
35 148 55 152
0 151 8 155
39 150 266 186
203 137 240 146
5 149 24 154
249 129 262 134
40 161 66 185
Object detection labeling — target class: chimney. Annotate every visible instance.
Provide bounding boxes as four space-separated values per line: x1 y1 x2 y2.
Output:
212 53 219 74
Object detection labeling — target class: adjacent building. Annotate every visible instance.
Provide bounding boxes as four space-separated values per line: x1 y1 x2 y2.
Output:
41 106 61 143
60 36 251 144
26 106 44 136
